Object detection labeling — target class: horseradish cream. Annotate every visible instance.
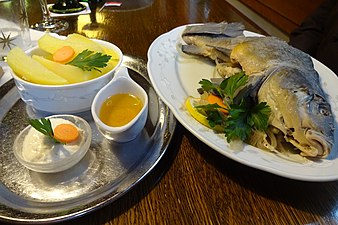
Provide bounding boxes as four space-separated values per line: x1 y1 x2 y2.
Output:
21 118 85 163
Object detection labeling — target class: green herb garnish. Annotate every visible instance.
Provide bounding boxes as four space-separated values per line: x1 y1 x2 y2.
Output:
28 118 61 143
197 72 271 142
199 71 248 106
224 100 270 142
67 49 112 72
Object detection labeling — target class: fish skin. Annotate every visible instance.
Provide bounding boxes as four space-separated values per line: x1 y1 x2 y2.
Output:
258 66 333 157
181 22 334 159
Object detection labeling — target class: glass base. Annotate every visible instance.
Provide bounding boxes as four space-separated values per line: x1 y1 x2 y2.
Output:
49 2 86 14
31 19 69 33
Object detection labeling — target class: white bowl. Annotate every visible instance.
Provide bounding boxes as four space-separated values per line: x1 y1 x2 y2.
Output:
91 67 148 142
13 115 92 173
10 39 123 113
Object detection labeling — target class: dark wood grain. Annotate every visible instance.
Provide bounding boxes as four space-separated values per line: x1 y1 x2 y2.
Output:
5 0 338 224
238 0 325 34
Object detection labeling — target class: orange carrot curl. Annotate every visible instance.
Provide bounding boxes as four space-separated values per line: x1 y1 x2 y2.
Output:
207 94 228 114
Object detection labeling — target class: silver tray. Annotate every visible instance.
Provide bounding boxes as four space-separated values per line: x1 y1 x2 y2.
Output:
0 56 176 223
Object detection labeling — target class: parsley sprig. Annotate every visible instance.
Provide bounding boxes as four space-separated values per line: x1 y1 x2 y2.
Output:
67 49 112 72
28 118 62 143
199 71 248 106
196 72 271 142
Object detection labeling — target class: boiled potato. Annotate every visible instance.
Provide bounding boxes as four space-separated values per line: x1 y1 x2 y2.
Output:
103 46 120 60
37 34 68 54
38 34 104 55
7 47 68 85
9 34 120 85
66 34 104 52
32 55 100 83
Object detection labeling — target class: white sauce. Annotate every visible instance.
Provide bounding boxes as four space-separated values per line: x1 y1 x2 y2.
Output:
22 118 85 163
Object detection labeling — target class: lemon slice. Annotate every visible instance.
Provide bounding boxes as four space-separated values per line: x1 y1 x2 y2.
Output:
185 96 225 132
185 96 211 127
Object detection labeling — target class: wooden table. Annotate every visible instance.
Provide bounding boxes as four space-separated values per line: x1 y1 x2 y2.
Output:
6 0 338 224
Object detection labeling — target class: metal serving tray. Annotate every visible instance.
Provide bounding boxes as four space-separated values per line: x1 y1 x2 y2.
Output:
0 56 176 223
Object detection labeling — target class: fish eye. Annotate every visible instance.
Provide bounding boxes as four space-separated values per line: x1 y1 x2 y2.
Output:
293 87 307 94
319 106 331 116
313 94 331 116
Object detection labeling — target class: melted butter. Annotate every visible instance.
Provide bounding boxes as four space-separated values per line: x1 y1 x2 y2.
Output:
99 93 143 127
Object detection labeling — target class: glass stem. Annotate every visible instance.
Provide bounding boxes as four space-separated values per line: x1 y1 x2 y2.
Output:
39 0 53 23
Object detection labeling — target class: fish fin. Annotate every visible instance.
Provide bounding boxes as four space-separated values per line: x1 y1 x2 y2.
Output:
181 44 230 62
181 45 206 56
209 45 232 56
182 22 245 38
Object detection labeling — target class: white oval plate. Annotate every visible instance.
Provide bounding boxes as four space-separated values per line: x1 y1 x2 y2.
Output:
147 24 338 182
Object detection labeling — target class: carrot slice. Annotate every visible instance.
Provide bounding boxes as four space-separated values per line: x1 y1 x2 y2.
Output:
54 123 79 143
207 94 228 114
52 46 75 63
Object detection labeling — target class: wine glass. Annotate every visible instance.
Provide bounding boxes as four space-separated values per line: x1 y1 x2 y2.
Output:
31 0 69 33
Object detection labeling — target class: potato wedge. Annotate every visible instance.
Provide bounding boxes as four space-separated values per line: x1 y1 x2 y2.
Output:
32 55 100 83
66 34 104 52
7 47 68 85
38 34 104 55
37 34 68 54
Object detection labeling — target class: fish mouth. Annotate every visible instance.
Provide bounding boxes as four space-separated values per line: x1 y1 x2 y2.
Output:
305 129 332 158
250 126 332 160
287 129 332 158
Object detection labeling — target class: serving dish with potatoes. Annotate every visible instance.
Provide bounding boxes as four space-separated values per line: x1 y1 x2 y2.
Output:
6 33 123 113
8 33 121 85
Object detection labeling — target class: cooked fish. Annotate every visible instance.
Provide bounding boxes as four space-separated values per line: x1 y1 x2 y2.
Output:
181 22 334 159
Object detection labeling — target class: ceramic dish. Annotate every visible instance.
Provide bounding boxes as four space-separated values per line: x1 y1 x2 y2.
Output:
92 66 148 142
13 114 92 173
147 24 338 182
10 37 123 113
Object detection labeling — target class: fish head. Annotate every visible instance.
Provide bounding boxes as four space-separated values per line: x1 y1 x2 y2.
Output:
258 67 334 158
